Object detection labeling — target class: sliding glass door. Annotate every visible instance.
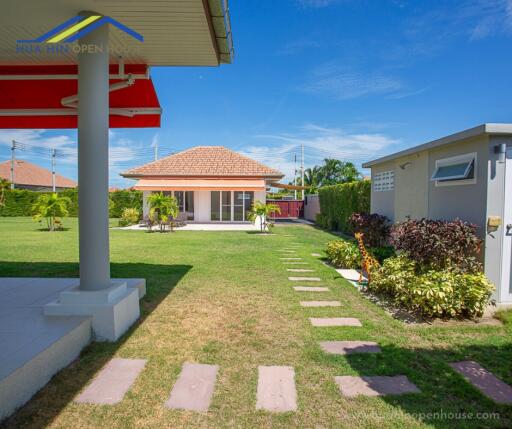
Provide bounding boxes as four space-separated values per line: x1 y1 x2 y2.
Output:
212 191 254 222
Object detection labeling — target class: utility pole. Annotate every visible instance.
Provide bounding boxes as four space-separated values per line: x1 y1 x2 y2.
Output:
293 154 297 200
154 140 158 161
51 148 56 192
301 144 305 200
10 140 15 189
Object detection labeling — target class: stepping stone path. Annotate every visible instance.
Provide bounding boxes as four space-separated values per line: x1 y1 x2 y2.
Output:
320 341 381 355
256 366 297 412
294 286 329 292
288 277 321 281
287 269 314 272
334 375 420 397
280 258 302 261
310 317 362 327
165 362 219 412
75 358 146 405
450 361 512 404
300 301 341 307
311 253 321 257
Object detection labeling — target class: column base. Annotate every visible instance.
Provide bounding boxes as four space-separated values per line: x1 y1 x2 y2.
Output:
44 281 140 341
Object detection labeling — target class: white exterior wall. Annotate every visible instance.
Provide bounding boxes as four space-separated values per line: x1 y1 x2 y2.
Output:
143 189 265 222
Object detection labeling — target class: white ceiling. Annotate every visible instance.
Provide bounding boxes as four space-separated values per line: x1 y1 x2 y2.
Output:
0 0 232 67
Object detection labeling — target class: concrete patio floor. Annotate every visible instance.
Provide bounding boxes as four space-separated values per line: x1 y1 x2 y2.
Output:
118 222 260 231
0 277 145 420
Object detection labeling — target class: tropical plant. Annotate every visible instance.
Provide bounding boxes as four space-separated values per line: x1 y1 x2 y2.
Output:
0 178 10 207
304 166 322 193
326 240 361 269
370 255 494 318
31 192 71 231
348 212 390 247
147 192 179 233
247 200 281 233
389 218 482 273
119 207 140 227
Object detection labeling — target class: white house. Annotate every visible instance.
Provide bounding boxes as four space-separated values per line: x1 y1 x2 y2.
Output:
121 146 284 222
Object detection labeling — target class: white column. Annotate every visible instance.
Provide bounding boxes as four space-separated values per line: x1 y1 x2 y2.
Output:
78 24 110 291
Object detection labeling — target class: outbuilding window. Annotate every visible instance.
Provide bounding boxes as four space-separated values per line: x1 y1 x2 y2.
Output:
431 152 477 186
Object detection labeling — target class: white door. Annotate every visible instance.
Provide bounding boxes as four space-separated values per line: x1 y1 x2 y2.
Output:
501 147 512 302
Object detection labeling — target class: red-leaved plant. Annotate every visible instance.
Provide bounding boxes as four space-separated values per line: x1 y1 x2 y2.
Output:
348 212 390 247
389 218 482 273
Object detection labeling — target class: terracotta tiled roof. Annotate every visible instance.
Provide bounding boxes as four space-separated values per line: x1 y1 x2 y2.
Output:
0 160 77 188
122 146 284 179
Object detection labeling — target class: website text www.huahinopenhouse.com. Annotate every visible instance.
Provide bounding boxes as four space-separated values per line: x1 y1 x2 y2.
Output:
344 409 501 422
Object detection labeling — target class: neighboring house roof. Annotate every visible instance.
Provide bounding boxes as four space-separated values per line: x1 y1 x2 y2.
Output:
121 146 284 179
363 123 512 168
0 159 77 188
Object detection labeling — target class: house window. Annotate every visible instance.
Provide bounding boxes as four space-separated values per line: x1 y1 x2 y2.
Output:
373 170 394 192
431 152 476 186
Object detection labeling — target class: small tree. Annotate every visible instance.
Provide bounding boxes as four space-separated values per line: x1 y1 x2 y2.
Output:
147 192 179 233
32 193 71 231
248 201 281 233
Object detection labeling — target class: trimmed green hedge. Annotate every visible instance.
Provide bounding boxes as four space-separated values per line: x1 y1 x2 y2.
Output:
0 188 141 218
317 180 371 232
109 190 142 218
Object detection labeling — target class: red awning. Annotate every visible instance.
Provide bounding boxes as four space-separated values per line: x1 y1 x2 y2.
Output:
0 64 161 129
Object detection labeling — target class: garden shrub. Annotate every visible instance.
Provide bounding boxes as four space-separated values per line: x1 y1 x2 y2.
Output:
317 180 370 232
326 240 361 269
109 190 142 218
369 246 395 264
119 207 140 226
390 218 482 273
370 255 494 318
348 212 390 247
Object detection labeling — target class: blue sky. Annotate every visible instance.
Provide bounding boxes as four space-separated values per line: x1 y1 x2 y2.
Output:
1 0 512 186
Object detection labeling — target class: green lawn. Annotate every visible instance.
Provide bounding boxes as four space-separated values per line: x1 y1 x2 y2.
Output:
0 217 511 428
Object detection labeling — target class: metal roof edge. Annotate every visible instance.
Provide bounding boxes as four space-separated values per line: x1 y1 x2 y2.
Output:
362 123 512 168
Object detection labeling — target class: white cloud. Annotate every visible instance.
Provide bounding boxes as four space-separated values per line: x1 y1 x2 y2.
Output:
300 63 404 100
297 0 340 8
240 124 400 181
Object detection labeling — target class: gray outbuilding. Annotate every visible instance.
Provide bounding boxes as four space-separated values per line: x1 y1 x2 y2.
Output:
363 124 512 306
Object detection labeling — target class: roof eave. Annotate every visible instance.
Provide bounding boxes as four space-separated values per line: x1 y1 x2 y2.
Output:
363 123 512 168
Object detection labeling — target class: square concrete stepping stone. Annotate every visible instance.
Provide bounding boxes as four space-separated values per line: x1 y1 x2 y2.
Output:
283 262 308 265
256 366 297 412
280 258 302 261
449 361 512 404
335 375 420 397
294 286 329 292
165 362 219 412
337 269 366 282
288 277 321 282
310 318 362 327
287 269 314 272
320 341 381 355
75 358 146 405
300 301 341 307
311 253 322 257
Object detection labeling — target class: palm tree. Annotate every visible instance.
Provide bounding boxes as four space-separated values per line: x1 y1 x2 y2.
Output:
247 200 281 233
304 166 322 193
147 192 179 232
32 193 71 231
